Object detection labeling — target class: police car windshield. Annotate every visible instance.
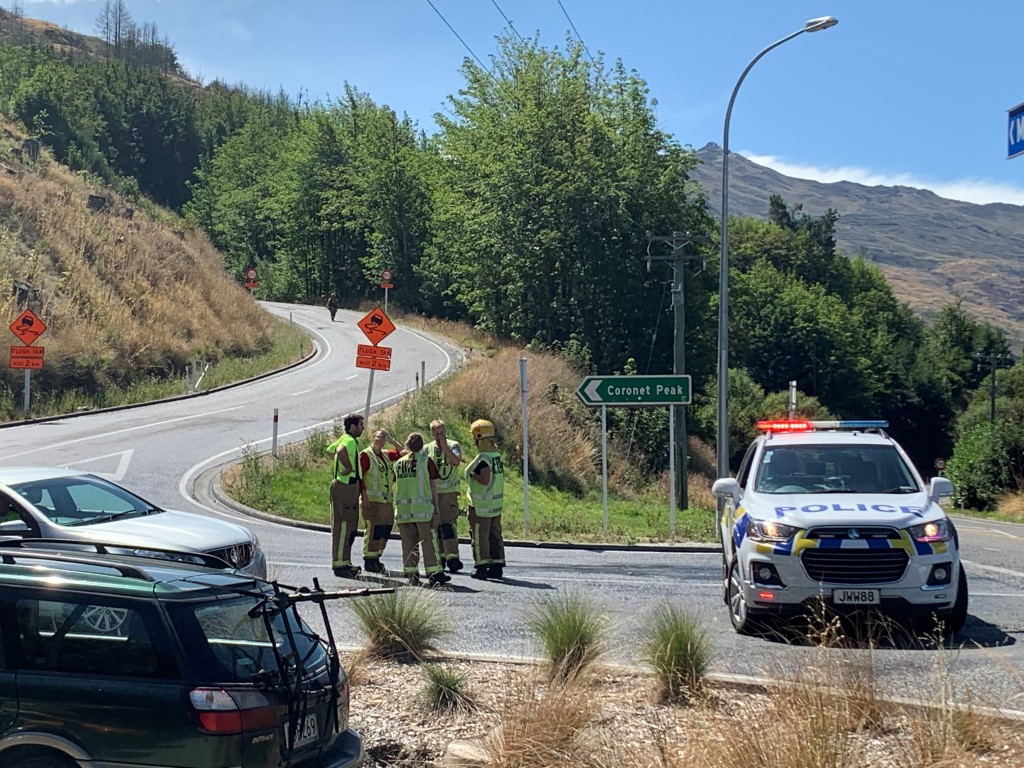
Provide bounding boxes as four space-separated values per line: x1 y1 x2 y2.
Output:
754 445 920 495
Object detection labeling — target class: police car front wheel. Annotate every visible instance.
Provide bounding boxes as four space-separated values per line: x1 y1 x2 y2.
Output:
727 560 759 635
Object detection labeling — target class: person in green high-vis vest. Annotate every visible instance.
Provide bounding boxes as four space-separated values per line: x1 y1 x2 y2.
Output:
465 418 505 580
394 432 450 586
326 413 364 579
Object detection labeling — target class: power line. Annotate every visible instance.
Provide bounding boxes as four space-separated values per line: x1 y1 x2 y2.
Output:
491 0 525 42
424 0 490 73
556 0 593 62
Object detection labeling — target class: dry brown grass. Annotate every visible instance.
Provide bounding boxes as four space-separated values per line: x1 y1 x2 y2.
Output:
995 493 1024 521
0 124 274 396
441 348 601 491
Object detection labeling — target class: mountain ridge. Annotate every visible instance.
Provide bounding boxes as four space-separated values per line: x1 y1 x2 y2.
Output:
691 143 1024 348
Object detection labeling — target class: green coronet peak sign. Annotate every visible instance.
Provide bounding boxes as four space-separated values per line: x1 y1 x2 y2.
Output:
576 375 692 407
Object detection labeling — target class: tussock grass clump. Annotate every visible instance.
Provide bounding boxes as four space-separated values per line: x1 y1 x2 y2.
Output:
348 589 451 662
526 591 608 683
485 676 597 768
640 603 713 702
341 648 371 688
418 663 476 715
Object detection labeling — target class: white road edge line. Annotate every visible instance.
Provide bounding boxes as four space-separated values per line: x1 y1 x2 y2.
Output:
179 315 453 522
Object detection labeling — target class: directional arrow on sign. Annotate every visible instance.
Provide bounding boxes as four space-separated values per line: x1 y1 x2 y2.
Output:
576 374 692 407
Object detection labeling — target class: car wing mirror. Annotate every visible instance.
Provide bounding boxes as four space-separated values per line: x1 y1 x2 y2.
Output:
929 476 953 503
0 519 31 536
712 478 741 502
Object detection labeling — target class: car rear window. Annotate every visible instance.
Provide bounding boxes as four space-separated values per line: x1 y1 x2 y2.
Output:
167 596 329 684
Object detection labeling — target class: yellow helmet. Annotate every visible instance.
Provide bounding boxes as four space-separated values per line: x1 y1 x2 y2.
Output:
470 419 496 442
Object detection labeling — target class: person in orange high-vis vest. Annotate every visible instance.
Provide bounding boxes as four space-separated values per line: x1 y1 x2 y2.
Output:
359 429 403 574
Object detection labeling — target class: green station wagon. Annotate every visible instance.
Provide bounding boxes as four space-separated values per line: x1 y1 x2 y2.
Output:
0 540 369 768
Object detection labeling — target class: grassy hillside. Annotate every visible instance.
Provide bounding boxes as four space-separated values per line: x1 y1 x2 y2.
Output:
0 117 279 417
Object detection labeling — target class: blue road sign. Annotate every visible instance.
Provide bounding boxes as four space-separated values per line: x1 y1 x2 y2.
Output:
1009 102 1024 159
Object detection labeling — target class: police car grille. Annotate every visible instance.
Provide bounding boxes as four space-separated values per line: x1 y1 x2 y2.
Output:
800 549 909 584
806 527 900 540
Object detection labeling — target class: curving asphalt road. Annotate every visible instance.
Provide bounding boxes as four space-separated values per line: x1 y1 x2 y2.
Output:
2 301 1024 709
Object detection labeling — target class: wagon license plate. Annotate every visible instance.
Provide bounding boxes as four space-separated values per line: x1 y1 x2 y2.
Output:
292 713 319 748
832 588 880 605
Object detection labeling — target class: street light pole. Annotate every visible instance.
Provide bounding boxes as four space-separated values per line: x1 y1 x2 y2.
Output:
716 16 838 482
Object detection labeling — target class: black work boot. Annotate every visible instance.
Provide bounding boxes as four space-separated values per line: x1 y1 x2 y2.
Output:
333 565 361 579
447 558 464 574
470 566 489 580
428 571 452 585
364 558 385 574
490 565 504 580
406 573 421 586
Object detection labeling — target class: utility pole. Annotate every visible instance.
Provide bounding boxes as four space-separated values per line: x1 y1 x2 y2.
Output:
976 351 1015 424
645 231 704 510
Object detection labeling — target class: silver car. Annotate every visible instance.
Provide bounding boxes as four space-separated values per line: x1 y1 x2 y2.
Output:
0 467 266 578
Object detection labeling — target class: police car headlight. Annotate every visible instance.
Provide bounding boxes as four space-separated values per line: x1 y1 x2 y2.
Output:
908 520 952 543
747 520 799 542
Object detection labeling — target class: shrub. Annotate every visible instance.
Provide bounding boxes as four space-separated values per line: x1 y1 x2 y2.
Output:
526 591 608 682
946 422 1008 509
640 603 713 702
418 664 476 715
348 590 451 662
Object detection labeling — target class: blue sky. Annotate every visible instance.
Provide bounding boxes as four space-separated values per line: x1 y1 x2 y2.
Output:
15 0 1024 205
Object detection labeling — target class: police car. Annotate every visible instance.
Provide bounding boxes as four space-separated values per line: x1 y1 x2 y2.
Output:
712 420 967 636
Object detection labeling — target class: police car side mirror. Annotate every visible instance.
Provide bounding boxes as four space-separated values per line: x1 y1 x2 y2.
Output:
712 478 741 501
929 476 953 502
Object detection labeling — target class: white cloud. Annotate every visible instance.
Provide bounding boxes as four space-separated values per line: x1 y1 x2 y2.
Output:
743 152 1024 207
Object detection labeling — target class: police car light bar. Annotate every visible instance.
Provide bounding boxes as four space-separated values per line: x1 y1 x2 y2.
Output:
756 420 889 432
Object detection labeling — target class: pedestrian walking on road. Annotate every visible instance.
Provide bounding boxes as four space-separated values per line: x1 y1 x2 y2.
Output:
429 419 464 573
465 419 505 580
327 413 365 578
359 429 403 573
394 432 450 586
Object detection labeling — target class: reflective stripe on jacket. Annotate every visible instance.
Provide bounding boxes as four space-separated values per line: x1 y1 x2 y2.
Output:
395 450 434 523
431 440 461 493
361 447 394 503
465 451 504 517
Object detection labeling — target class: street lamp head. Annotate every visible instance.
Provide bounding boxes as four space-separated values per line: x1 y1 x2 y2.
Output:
804 16 839 32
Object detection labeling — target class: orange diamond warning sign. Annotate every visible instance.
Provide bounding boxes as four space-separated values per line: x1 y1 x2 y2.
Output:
9 309 46 345
356 307 395 345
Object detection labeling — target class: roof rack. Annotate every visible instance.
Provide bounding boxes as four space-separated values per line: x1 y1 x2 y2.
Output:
0 539 233 576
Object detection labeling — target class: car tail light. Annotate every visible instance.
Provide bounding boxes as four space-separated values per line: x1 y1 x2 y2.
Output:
189 688 278 734
336 678 350 727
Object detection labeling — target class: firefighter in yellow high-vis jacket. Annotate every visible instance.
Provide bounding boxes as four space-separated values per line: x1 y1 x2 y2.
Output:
465 419 505 580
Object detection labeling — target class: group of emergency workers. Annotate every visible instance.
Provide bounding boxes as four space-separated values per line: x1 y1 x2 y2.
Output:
327 413 506 586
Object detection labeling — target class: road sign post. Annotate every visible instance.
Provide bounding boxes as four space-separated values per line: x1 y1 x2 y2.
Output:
577 375 693 536
356 307 396 422
9 309 47 417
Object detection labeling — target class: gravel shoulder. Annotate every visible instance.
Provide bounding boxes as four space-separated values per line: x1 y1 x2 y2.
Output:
345 655 1024 768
